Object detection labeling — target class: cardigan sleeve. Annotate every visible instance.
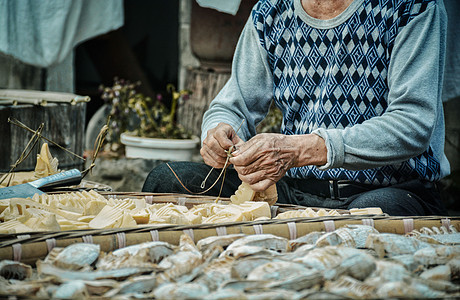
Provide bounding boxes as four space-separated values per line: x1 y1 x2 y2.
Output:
313 2 448 172
201 16 274 143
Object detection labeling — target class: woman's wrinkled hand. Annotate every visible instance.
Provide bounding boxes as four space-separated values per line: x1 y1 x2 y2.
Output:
200 122 243 169
229 133 327 192
229 133 298 191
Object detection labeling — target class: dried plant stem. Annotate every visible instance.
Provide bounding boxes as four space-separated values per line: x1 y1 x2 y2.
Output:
1 118 105 186
0 123 44 186
8 118 85 161
81 124 109 178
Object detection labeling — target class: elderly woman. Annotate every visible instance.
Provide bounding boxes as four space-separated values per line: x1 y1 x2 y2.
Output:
143 0 449 216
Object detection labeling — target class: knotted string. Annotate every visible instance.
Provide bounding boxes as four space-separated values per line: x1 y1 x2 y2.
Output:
167 119 245 201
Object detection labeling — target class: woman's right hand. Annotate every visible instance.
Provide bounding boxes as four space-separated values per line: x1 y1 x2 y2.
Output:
200 122 243 169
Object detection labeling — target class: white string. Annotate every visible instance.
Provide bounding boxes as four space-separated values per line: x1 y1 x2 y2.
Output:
403 218 414 234
216 226 227 236
287 222 297 240
150 230 159 241
12 244 22 262
253 224 263 235
362 218 374 227
82 235 94 244
323 220 335 232
145 195 154 204
46 238 57 253
201 168 214 189
12 234 31 261
116 232 126 249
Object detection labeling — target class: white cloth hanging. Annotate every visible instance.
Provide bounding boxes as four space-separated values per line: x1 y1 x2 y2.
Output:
0 0 123 68
195 0 242 15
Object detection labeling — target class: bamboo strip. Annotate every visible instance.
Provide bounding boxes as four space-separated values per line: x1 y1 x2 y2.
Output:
0 215 456 247
0 89 90 105
0 216 458 263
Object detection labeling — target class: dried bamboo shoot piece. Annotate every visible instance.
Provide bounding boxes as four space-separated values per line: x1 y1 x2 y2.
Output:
131 208 150 224
0 199 9 214
185 212 202 225
58 220 90 231
275 210 307 219
202 206 244 223
107 198 136 210
89 203 125 229
23 214 61 232
0 219 33 233
77 215 95 223
34 143 59 178
230 182 256 204
232 202 271 221
153 203 191 225
304 208 319 217
317 209 328 216
253 184 278 205
85 199 108 216
119 211 137 228
349 207 383 215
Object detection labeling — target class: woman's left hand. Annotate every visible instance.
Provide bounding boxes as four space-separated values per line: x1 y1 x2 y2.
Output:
229 133 327 191
229 133 297 191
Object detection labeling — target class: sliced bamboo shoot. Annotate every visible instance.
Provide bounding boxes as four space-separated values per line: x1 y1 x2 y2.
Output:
88 204 125 229
232 201 271 221
230 182 256 204
253 184 278 206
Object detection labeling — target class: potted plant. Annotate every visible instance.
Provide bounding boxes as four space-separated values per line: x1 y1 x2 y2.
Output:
100 78 200 161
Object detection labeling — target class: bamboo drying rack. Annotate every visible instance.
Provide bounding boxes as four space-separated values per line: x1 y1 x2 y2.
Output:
0 192 458 264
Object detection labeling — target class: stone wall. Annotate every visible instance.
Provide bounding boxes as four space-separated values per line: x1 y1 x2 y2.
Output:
84 157 160 192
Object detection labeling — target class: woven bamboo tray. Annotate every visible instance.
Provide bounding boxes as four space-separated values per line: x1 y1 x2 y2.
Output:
0 192 349 243
0 192 458 264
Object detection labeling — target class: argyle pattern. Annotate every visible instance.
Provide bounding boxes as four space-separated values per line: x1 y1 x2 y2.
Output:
252 0 440 185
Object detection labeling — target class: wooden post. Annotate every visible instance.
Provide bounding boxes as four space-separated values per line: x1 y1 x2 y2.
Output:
177 67 230 138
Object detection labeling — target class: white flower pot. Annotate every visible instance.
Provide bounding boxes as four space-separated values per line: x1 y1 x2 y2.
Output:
120 133 200 161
